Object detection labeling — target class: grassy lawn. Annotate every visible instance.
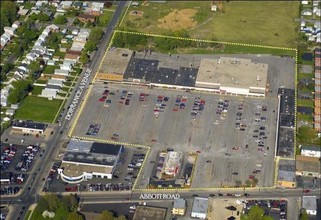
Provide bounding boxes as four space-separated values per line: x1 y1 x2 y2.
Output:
120 1 299 47
298 73 314 81
53 51 65 59
43 65 59 74
297 99 314 108
177 44 296 56
24 210 31 220
31 86 44 95
297 113 314 123
35 79 48 84
15 96 62 123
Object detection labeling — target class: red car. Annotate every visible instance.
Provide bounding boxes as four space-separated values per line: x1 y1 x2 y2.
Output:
303 189 311 193
249 175 255 180
196 151 201 153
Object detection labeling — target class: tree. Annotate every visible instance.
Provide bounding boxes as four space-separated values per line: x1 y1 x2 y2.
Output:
62 194 79 212
54 15 67 25
297 126 317 144
80 51 89 64
11 44 23 57
44 193 60 211
38 13 50 22
299 209 309 220
67 212 83 220
241 205 273 220
8 80 32 104
84 41 97 52
29 61 41 75
97 12 111 27
96 210 114 220
0 1 17 35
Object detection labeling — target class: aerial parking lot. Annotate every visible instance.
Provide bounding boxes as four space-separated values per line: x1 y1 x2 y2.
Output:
72 83 278 188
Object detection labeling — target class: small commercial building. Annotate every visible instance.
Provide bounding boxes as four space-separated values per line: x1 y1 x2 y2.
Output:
156 151 182 179
172 198 186 216
296 155 321 178
277 159 296 188
96 48 133 81
133 205 167 220
191 197 209 219
58 139 123 183
302 196 317 215
11 120 47 134
195 57 268 96
300 145 321 158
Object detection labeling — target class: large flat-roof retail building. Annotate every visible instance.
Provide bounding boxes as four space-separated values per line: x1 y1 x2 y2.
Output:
11 120 47 134
58 139 123 183
97 48 269 97
195 57 268 96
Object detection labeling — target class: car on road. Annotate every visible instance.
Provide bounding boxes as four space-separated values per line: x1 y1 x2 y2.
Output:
303 189 310 193
232 172 239 175
244 193 250 197
234 194 242 197
218 193 223 196
209 194 215 197
192 194 198 197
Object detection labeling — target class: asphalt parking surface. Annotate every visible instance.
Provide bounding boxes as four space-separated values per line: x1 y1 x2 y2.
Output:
73 83 278 188
48 147 147 192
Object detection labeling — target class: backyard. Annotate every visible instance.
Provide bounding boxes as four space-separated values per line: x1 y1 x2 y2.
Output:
15 96 62 123
120 1 300 47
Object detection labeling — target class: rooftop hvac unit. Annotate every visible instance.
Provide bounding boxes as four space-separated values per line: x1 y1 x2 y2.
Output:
96 157 103 161
66 154 74 158
77 155 84 159
256 75 261 81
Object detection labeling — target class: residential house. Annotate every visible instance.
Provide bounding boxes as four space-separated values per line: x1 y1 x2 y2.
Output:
300 145 321 157
4 27 17 36
45 84 61 92
0 34 10 49
26 53 38 62
32 45 47 54
5 109 15 116
302 0 309 4
39 34 47 42
11 104 19 110
78 29 91 38
42 28 51 37
77 14 96 23
51 74 67 81
12 21 21 29
70 41 86 51
90 2 104 16
44 11 54 19
72 29 79 35
313 0 320 7
73 1 83 9
61 38 68 44
74 36 87 43
47 60 56 66
30 10 41 15
61 29 68 35
18 64 28 73
60 63 72 71
65 35 74 40
0 85 13 107
302 9 313 16
17 8 29 16
65 50 81 60
48 79 64 87
41 89 57 98
46 24 59 32
54 69 69 76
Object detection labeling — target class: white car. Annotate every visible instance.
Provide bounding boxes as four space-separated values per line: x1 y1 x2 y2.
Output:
234 194 242 197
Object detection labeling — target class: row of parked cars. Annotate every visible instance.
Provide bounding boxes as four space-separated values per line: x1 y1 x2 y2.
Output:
16 145 39 172
45 162 61 182
125 153 145 181
1 145 18 171
84 183 131 191
86 123 101 136
0 186 20 195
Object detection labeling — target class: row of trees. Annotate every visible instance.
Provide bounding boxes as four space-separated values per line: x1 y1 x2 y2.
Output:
241 205 273 220
80 27 104 63
112 29 220 53
7 80 33 104
0 1 17 35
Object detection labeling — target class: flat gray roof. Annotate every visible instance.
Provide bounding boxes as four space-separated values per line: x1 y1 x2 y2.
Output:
100 48 133 75
133 206 167 220
191 197 209 214
196 57 268 90
278 159 296 182
173 198 186 209
302 196 317 211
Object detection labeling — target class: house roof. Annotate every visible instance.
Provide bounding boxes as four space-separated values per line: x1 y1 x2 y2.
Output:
78 13 96 19
191 197 209 215
173 198 186 209
301 145 321 152
12 120 47 130
302 196 317 211
296 155 321 173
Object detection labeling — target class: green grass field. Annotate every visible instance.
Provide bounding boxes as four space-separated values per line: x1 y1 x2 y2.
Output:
297 99 314 108
15 96 62 123
120 1 299 47
31 86 44 95
298 73 314 81
297 113 313 123
43 65 59 74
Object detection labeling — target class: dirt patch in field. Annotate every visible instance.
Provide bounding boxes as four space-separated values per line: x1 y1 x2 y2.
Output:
129 10 144 16
157 9 198 31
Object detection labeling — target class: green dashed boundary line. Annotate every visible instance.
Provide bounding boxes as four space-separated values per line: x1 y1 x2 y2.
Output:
67 30 298 191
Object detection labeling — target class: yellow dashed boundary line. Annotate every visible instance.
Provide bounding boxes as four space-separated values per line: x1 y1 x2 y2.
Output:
67 30 299 192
